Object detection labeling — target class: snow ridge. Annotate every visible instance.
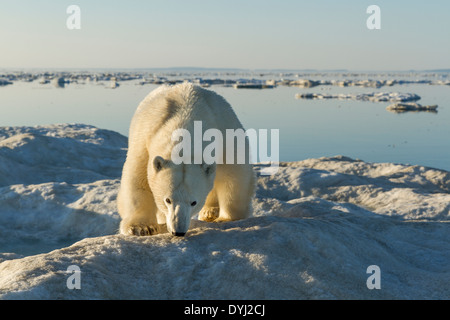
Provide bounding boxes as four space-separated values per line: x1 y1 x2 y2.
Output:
0 124 448 299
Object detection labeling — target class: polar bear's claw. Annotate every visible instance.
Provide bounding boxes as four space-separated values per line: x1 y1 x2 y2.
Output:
198 207 220 222
127 224 159 236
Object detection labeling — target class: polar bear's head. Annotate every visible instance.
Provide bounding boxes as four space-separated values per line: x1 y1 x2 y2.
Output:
149 156 216 236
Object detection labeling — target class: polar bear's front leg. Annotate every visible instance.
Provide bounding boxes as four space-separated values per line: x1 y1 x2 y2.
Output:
213 164 254 222
118 185 160 236
198 189 220 222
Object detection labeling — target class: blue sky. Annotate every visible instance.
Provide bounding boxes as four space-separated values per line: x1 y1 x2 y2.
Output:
0 0 449 70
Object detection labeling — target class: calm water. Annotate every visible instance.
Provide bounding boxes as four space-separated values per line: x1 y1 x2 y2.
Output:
1 78 450 171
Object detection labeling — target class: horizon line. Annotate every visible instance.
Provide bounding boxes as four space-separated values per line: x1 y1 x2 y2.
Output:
1 66 450 73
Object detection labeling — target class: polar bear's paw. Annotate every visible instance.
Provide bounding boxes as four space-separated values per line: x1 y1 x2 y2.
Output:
198 207 220 222
129 224 159 236
121 220 160 236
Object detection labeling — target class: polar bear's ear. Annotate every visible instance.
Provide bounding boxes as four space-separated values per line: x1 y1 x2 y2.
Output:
153 156 167 172
201 163 216 176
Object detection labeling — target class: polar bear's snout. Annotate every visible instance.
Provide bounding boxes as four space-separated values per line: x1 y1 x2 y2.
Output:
172 232 186 237
167 203 192 237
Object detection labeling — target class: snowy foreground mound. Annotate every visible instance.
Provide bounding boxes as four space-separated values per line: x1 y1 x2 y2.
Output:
0 124 449 299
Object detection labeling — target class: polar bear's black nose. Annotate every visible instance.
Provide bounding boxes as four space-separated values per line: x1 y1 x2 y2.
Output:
172 232 186 237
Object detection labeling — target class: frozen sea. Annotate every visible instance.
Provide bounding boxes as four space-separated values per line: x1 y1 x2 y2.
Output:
1 72 449 171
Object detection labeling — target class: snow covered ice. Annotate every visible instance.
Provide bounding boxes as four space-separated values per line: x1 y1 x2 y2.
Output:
0 124 449 299
295 92 422 102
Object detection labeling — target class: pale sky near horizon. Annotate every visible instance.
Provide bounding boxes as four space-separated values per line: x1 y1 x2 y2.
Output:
0 0 449 70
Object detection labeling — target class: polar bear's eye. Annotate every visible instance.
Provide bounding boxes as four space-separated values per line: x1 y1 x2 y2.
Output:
165 198 171 204
191 201 197 206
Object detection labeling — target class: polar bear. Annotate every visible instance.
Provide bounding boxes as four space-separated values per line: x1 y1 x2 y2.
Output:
117 83 255 236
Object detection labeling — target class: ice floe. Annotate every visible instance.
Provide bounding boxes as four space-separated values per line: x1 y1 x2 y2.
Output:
1 70 449 89
295 92 421 102
0 124 448 299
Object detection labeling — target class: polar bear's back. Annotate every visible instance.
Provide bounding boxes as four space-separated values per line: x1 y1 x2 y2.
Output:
128 83 244 159
134 83 242 132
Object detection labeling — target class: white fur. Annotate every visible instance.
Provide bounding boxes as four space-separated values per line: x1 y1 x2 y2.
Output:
118 83 255 236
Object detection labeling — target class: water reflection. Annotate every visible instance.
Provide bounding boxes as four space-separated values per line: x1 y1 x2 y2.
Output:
0 74 449 171
387 109 438 114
